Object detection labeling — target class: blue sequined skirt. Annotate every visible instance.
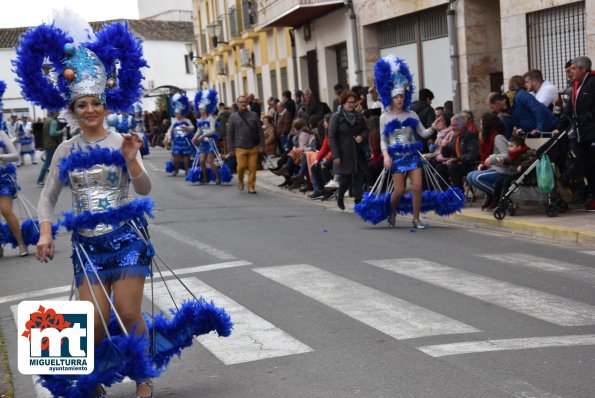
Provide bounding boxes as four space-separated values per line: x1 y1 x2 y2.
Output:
0 164 18 198
172 135 194 156
391 152 422 173
71 217 154 287
198 138 217 154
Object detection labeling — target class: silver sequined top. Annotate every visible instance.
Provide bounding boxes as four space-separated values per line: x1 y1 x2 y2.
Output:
379 111 433 153
38 133 151 236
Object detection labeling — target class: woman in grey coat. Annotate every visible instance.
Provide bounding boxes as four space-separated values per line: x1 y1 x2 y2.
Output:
328 91 369 210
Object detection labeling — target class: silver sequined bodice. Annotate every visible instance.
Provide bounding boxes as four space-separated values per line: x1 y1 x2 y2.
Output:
69 164 130 237
173 126 187 138
389 129 416 148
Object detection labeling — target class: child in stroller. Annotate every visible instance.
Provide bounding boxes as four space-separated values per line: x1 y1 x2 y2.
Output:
492 135 568 219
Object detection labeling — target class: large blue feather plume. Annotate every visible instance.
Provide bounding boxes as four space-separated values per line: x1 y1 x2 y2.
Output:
12 24 71 111
194 89 218 115
374 56 414 111
86 22 148 114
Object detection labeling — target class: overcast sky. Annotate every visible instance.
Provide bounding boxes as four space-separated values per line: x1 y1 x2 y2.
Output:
0 0 139 28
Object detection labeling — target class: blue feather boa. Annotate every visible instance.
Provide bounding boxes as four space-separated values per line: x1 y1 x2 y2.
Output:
39 328 159 398
219 164 232 183
165 160 188 173
58 145 127 182
61 197 154 231
86 22 148 114
355 187 465 224
1 220 59 248
146 299 233 369
374 56 414 111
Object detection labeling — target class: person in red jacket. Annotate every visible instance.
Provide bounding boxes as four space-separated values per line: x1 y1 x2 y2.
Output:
309 113 334 199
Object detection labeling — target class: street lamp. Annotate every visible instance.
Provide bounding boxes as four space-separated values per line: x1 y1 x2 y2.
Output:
206 22 227 48
185 42 204 88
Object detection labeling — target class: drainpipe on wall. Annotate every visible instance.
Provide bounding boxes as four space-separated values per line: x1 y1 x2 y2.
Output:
345 0 362 86
447 0 461 113
289 29 299 92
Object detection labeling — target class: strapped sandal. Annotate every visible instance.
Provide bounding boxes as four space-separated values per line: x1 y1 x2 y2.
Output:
136 380 153 398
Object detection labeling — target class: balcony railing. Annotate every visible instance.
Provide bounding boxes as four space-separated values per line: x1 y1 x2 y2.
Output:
258 0 343 27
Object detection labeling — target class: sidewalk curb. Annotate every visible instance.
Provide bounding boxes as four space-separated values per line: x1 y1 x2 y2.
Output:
255 171 595 247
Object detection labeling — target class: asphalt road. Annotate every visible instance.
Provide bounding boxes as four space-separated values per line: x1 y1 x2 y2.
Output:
1 147 595 398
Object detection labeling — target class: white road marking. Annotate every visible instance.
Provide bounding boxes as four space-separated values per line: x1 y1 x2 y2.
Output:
147 277 313 365
581 250 595 256
478 253 595 285
153 260 251 278
365 258 595 326
0 261 250 305
418 334 595 357
150 224 237 261
496 379 564 398
253 264 479 340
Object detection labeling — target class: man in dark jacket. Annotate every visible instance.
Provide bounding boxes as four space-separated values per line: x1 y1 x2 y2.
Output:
435 113 480 190
282 90 296 120
411 88 436 128
227 95 265 194
553 56 595 211
36 112 64 185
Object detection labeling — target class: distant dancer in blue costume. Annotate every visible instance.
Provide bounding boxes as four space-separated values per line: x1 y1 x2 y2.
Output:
192 87 220 184
376 56 445 229
0 81 28 257
167 94 194 176
17 9 231 398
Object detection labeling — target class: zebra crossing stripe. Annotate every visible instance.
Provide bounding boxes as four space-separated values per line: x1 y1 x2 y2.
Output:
418 334 595 357
478 253 595 285
252 264 479 340
147 277 313 365
365 258 595 326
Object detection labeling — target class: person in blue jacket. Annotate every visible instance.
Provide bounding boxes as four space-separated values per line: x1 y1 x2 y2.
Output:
489 75 558 138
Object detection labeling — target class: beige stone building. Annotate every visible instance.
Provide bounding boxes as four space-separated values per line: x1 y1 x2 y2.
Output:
357 0 592 115
189 0 593 116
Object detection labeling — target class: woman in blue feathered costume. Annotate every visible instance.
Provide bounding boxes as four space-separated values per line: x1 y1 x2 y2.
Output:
166 94 195 176
376 56 446 229
16 10 231 398
191 88 220 184
0 120 29 257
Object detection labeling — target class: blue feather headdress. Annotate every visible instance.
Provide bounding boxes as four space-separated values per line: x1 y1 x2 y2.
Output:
374 55 414 111
12 9 147 117
193 88 218 115
170 93 190 116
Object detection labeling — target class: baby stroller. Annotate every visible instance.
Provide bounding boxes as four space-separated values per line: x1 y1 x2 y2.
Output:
493 128 571 220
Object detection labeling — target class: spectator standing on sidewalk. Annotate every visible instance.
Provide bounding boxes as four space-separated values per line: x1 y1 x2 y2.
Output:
275 101 292 154
329 91 369 210
411 88 436 129
553 56 595 212
37 111 63 186
227 95 264 194
282 91 296 120
332 84 345 112
488 76 558 138
523 69 559 108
